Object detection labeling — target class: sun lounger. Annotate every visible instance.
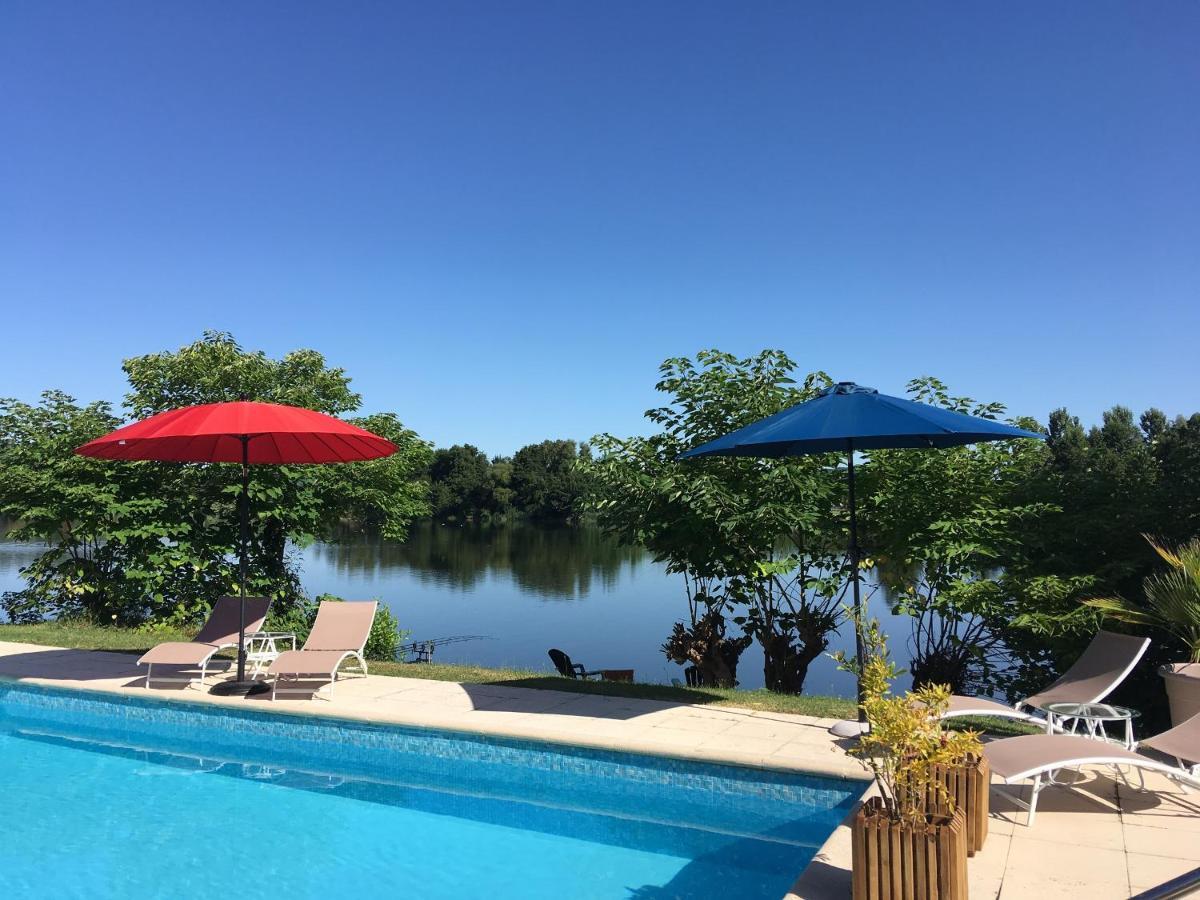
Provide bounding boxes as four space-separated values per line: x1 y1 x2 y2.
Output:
1138 712 1200 776
984 714 1200 825
268 600 377 699
137 595 271 689
942 631 1149 723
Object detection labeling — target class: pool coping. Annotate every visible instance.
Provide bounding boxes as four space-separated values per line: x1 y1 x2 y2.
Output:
786 780 876 898
0 641 871 784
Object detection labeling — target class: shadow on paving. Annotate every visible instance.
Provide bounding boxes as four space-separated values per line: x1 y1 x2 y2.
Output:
0 648 145 682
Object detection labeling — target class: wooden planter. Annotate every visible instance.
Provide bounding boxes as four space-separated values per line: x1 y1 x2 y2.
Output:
930 753 989 856
851 797 968 900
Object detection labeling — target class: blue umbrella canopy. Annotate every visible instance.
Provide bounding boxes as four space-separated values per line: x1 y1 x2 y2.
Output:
680 381 1043 729
680 382 1042 458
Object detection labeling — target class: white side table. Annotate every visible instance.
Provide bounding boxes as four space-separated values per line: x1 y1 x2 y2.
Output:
244 631 296 679
1039 701 1141 750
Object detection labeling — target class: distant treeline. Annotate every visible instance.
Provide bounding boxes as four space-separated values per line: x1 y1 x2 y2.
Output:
426 439 593 525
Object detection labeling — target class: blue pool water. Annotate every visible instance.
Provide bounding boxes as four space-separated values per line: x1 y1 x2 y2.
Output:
0 683 856 899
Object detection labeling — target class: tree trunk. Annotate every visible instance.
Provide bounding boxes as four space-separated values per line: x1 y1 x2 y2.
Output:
761 632 827 694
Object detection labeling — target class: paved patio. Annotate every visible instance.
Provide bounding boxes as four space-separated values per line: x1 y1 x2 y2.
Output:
0 640 863 779
3 640 1196 898
790 746 1200 898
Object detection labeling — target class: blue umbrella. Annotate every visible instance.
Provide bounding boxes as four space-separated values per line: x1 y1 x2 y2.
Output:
681 382 1043 725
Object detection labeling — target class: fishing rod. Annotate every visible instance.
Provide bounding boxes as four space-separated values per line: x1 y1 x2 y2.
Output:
398 635 493 663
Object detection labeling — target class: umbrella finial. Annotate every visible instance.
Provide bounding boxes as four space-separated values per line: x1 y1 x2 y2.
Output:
822 382 878 396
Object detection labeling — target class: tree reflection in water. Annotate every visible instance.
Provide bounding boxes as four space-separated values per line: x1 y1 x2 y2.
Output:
307 522 647 600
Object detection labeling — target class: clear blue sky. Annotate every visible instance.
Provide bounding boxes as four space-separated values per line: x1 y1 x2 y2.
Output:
2 2 1197 456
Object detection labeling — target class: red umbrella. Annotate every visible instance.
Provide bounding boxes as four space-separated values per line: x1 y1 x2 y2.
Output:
76 400 397 695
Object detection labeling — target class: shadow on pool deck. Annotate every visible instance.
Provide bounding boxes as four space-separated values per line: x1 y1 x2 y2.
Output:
0 647 145 681
0 644 827 722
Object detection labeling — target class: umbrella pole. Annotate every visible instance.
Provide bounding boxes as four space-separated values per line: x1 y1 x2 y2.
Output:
847 441 867 724
236 436 249 683
211 435 269 696
830 440 869 737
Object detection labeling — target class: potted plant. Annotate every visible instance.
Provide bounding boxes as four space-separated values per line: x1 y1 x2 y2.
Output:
1085 536 1200 726
840 621 982 899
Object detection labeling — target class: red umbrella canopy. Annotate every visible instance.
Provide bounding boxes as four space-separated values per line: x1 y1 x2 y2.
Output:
75 400 397 464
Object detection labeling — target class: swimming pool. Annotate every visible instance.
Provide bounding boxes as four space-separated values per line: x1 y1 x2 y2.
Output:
0 682 855 899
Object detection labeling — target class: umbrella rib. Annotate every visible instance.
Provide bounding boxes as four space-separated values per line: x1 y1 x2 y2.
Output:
344 433 374 460
266 431 285 465
309 430 342 463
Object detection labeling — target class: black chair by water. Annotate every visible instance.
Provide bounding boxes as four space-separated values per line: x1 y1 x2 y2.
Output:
548 649 634 683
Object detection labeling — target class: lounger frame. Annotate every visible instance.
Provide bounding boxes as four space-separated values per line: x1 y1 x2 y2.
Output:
270 651 368 700
996 752 1200 826
143 647 236 690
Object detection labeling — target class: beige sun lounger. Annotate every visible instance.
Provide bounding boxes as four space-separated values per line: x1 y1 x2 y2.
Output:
985 713 1200 825
941 631 1150 723
138 595 271 689
267 600 377 700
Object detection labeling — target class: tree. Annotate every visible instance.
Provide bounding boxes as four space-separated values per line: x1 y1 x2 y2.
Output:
0 392 171 623
863 377 1053 694
998 406 1165 694
591 350 850 692
489 455 515 516
1151 412 1200 542
0 332 431 625
510 439 591 524
999 405 1200 721
428 444 496 522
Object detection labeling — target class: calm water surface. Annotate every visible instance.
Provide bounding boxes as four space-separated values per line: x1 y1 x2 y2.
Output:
1 523 914 695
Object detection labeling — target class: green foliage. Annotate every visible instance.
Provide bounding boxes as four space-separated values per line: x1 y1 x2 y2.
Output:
510 439 592 524
428 444 502 522
838 619 983 823
864 377 1054 694
1000 404 1200 715
1085 537 1200 662
0 390 224 624
425 440 590 525
0 332 431 626
591 350 850 694
365 603 409 662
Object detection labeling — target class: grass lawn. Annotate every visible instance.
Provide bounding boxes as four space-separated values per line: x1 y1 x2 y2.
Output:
0 622 858 718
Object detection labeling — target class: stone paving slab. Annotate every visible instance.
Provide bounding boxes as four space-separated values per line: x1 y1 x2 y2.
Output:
789 750 1200 899
0 641 868 780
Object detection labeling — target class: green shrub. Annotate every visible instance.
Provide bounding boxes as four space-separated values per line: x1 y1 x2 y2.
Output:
364 603 409 662
264 595 319 643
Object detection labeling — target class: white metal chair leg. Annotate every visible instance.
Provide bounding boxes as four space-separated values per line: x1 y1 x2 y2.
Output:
1178 759 1196 794
1027 774 1042 826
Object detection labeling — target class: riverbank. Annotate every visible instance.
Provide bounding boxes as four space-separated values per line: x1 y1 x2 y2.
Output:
0 622 858 718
